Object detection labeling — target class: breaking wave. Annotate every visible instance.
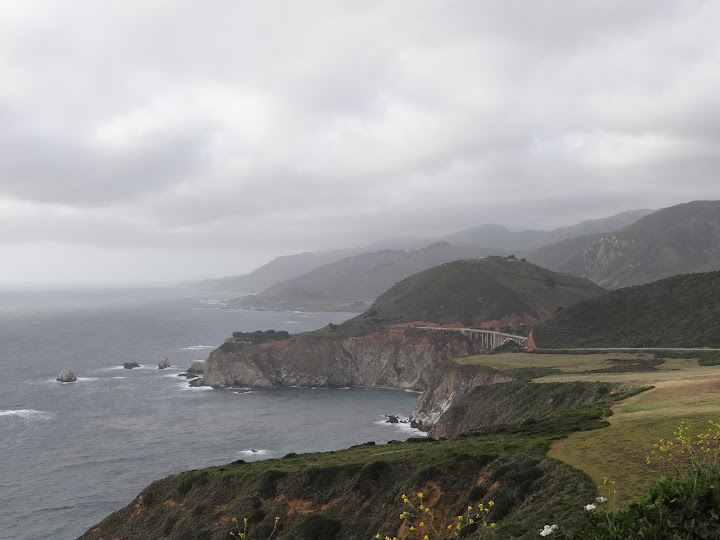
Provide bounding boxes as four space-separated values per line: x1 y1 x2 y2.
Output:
0 409 55 421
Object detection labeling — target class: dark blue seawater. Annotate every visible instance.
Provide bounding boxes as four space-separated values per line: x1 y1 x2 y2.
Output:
0 287 422 540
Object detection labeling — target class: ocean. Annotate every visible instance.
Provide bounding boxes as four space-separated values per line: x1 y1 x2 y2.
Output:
0 287 423 540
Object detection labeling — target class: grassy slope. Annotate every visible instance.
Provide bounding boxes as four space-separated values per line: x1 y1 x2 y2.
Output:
319 257 605 338
458 351 720 507
531 269 720 348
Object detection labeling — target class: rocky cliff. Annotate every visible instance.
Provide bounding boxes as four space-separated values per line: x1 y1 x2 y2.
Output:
203 327 510 428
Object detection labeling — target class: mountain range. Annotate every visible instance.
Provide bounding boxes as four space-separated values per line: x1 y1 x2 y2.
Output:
528 200 720 288
196 208 653 294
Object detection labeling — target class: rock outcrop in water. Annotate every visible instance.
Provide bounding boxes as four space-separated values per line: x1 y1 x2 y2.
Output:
158 356 171 369
56 369 76 382
122 362 141 369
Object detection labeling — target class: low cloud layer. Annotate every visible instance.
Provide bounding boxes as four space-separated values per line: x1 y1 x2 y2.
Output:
1 1 718 284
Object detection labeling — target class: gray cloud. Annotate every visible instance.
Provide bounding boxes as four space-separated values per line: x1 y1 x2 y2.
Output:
0 1 719 284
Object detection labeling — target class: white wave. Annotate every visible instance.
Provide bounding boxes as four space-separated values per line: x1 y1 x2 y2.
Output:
0 409 55 421
112 376 126 379
374 415 427 436
179 384 212 391
232 389 254 395
76 377 99 382
200 299 226 305
181 345 215 350
278 321 300 324
238 449 268 456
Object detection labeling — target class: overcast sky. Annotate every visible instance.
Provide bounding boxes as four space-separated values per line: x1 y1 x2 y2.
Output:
1 1 719 285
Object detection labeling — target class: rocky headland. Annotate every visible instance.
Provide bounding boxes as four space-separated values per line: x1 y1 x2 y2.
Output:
202 258 606 429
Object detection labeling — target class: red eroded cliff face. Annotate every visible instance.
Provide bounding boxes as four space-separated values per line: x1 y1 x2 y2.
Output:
202 327 496 428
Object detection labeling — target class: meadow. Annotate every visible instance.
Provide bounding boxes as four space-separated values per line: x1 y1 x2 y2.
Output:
457 351 720 506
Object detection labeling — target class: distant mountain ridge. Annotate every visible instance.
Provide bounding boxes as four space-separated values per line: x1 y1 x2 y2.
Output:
190 250 358 294
528 200 720 288
226 243 509 312
193 208 652 294
444 209 654 251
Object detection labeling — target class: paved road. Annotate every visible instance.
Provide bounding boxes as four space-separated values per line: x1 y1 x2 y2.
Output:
543 347 720 352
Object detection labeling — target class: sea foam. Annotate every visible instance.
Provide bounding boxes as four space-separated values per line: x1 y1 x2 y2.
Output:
238 449 269 456
0 409 55 421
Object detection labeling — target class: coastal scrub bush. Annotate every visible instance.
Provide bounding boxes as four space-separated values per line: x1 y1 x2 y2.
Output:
375 492 496 539
292 514 342 539
552 420 720 539
230 516 280 539
258 470 287 498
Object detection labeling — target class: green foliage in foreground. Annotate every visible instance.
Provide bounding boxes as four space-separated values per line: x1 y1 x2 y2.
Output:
564 467 720 539
555 420 720 539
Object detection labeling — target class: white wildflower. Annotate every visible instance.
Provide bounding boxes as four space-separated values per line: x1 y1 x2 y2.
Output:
540 524 559 536
584 503 596 511
596 496 608 503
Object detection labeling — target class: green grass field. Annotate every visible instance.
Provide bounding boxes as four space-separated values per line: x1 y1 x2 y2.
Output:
455 352 720 506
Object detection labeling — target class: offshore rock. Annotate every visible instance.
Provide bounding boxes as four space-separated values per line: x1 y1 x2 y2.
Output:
122 362 141 369
158 356 171 369
188 378 204 387
56 369 77 383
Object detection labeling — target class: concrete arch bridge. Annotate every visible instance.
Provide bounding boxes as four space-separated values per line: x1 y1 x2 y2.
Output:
415 326 527 350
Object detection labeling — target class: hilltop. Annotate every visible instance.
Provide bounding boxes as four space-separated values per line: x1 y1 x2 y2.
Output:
531 269 720 348
328 256 606 337
529 200 720 288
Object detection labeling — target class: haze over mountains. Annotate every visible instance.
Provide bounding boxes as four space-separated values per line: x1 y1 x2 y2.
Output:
226 244 510 312
196 208 650 309
198 208 652 294
196 201 720 313
528 200 720 288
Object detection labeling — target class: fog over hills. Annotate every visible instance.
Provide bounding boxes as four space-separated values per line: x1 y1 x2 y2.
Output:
528 200 720 288
199 208 652 296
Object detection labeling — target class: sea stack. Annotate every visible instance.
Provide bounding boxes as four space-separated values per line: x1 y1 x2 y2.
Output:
158 356 171 369
123 362 141 369
56 369 77 383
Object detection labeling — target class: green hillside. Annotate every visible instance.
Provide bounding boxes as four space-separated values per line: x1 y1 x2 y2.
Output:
532 269 720 348
529 200 720 288
327 256 606 337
